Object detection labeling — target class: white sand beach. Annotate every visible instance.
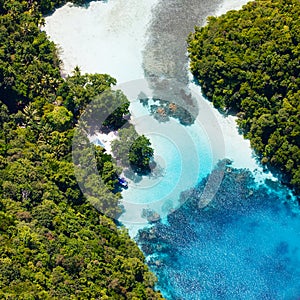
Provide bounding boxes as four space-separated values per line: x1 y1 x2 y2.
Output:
214 0 253 17
189 82 276 184
43 0 158 82
44 0 277 235
88 131 119 155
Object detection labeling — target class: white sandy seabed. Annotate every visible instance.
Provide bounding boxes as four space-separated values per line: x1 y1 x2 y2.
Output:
44 0 158 82
44 0 277 234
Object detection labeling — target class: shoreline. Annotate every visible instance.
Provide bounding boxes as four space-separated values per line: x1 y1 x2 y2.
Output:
214 0 252 17
44 0 279 236
43 0 159 83
88 130 118 155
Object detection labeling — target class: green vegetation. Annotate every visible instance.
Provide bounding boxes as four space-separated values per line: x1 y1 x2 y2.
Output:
129 135 154 174
111 126 154 174
188 0 300 195
38 0 89 15
0 0 162 298
57 66 117 118
78 88 130 132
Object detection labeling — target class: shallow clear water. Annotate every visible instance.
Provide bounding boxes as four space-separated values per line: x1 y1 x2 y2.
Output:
138 166 300 299
118 90 218 227
139 5 299 298
45 0 300 298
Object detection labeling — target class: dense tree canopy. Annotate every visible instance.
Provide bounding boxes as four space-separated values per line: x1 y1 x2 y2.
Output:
129 135 154 174
0 0 162 298
111 126 154 174
37 0 89 15
188 0 300 195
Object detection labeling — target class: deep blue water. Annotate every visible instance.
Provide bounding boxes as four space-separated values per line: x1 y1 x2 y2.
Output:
138 161 300 299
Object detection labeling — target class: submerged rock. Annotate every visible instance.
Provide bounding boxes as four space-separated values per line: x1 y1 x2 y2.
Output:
142 208 161 223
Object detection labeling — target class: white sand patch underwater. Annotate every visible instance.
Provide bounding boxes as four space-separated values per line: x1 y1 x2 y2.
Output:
189 83 277 184
44 0 278 236
214 0 253 17
44 0 158 82
88 131 118 155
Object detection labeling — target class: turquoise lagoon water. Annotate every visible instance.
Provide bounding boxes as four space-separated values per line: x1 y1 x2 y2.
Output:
116 81 222 227
45 0 300 297
115 82 300 299
138 165 300 299
116 87 300 299
120 108 215 224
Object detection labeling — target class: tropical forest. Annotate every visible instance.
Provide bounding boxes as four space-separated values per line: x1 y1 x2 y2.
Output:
0 0 300 299
0 0 162 298
188 0 300 194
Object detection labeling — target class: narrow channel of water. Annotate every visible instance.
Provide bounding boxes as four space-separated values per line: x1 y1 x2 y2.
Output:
44 1 300 298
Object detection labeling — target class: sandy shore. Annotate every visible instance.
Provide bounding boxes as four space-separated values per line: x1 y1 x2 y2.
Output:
89 131 119 155
43 0 158 82
214 0 252 17
192 0 275 184
44 0 277 235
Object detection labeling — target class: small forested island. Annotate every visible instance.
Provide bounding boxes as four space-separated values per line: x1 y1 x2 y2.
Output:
2 0 300 297
111 126 154 175
0 0 162 298
188 0 300 196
